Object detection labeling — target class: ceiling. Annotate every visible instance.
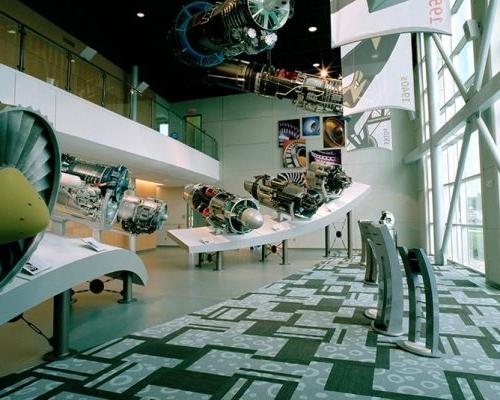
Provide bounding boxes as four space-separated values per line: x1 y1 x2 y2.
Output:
20 0 340 103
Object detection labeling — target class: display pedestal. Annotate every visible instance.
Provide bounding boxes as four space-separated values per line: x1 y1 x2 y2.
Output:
0 233 147 360
398 247 441 357
359 220 378 285
365 223 404 337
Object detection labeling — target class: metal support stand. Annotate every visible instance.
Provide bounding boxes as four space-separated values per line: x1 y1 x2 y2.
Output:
398 247 441 358
281 240 289 265
347 211 353 259
261 241 289 265
43 290 76 361
118 271 136 304
214 251 223 271
324 225 332 258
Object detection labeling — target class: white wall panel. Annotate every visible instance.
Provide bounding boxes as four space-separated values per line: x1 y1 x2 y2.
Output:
0 64 16 105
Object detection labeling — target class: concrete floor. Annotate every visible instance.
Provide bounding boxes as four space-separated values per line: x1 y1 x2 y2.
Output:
0 246 325 378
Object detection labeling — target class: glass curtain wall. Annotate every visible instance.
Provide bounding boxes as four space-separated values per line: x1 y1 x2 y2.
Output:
419 0 485 271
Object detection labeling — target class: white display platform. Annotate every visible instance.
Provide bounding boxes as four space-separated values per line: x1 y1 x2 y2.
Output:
168 182 371 254
0 233 148 325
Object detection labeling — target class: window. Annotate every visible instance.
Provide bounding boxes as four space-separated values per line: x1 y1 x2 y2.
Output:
420 0 485 272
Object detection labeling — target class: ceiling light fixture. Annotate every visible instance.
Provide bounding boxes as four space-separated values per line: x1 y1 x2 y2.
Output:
320 68 329 78
7 29 17 34
137 12 145 18
313 63 320 68
308 26 318 33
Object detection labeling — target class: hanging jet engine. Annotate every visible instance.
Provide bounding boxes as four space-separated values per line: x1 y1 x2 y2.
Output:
184 184 264 234
0 106 61 290
306 162 352 201
244 175 322 219
208 60 343 114
171 0 293 67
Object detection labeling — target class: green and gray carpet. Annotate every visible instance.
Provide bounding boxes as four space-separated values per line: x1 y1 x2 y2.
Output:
1 258 500 399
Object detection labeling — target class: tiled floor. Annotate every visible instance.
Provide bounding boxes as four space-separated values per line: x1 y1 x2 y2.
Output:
1 254 499 399
0 247 322 378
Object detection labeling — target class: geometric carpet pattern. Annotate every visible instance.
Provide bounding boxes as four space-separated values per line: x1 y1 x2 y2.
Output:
1 257 500 399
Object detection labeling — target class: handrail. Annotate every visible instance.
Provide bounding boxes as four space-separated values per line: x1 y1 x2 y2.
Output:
0 9 219 160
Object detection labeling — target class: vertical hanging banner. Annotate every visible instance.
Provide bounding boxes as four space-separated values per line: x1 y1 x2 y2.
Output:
331 0 452 47
341 33 415 115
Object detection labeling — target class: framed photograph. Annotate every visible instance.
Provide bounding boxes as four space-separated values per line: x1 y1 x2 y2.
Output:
283 139 307 168
278 119 301 147
309 149 342 166
302 116 321 137
323 116 346 148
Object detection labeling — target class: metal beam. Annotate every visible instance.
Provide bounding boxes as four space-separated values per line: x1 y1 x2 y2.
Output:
432 33 468 100
477 117 500 172
424 34 445 266
440 121 473 258
404 71 500 164
473 0 499 92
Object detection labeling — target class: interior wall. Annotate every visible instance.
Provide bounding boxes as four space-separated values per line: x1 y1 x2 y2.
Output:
172 93 425 250
0 0 126 80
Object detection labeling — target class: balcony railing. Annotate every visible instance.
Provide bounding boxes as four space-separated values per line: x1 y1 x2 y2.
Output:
0 11 218 160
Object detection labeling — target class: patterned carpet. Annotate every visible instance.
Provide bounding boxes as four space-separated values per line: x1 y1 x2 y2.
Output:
1 257 500 399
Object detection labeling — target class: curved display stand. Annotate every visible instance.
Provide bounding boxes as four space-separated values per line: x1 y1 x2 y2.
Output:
365 223 404 337
360 220 378 320
359 220 378 285
168 182 371 269
398 247 441 357
0 233 147 360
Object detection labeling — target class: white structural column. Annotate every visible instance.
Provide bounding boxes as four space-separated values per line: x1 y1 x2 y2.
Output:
424 33 445 265
473 0 500 288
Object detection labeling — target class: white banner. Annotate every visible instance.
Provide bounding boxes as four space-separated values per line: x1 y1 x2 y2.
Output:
331 0 451 48
341 33 415 115
346 109 392 151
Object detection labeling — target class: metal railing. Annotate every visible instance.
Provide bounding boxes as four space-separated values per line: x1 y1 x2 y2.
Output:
0 11 218 160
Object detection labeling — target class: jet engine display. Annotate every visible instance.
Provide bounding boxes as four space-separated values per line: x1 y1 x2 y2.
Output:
57 154 130 226
244 175 322 219
56 155 167 235
171 0 293 67
306 162 352 201
0 105 61 290
209 60 343 114
118 195 168 235
184 184 264 234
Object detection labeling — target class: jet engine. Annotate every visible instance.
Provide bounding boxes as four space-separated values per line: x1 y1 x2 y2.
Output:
184 184 264 234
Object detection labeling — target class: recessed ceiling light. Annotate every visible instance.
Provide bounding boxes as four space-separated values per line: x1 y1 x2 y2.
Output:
308 26 318 33
137 12 145 18
7 29 17 34
313 63 320 68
